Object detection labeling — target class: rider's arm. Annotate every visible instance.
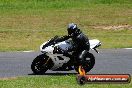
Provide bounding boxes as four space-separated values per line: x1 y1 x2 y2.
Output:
55 35 71 43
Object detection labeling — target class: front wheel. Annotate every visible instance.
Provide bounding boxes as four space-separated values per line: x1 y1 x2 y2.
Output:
74 53 95 73
31 54 52 75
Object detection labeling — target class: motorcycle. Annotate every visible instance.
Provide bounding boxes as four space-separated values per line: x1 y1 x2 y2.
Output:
31 36 101 74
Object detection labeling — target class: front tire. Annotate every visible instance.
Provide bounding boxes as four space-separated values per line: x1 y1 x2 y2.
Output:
31 54 52 75
74 53 95 73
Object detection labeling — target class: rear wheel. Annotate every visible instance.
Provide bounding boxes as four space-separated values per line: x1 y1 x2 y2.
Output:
31 54 52 75
74 53 95 73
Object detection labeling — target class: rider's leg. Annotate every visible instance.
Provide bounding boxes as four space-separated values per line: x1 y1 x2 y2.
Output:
77 50 88 75
78 50 88 66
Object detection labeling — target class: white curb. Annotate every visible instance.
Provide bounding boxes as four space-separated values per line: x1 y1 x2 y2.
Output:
22 50 35 52
124 48 132 50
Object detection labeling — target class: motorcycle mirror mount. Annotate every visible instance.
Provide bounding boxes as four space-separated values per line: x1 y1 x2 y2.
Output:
93 48 99 53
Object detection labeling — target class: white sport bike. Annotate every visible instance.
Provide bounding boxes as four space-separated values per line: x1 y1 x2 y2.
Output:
31 36 101 74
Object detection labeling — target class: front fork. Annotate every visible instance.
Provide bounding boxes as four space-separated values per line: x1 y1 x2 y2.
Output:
43 57 53 69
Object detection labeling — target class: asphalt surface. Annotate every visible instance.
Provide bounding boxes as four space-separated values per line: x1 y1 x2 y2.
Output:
0 49 132 78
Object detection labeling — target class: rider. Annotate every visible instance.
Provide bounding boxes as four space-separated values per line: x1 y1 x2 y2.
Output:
53 23 90 66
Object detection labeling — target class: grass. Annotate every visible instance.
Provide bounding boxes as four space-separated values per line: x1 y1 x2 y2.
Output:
0 75 131 88
1 29 132 51
0 0 132 51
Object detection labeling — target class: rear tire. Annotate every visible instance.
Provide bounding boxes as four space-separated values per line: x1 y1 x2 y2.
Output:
74 53 95 73
31 54 52 75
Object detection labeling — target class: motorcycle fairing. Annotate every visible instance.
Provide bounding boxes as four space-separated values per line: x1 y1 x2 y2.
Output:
39 38 101 70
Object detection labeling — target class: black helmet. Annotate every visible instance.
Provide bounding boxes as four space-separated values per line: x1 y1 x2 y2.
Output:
67 23 80 36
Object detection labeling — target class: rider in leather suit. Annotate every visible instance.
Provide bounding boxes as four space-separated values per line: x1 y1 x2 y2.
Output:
54 23 90 66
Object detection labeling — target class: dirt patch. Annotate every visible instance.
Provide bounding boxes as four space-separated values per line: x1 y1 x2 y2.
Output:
0 77 18 80
92 24 132 30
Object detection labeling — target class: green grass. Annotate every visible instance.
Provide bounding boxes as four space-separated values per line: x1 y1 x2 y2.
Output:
1 29 132 51
0 0 132 51
0 75 131 88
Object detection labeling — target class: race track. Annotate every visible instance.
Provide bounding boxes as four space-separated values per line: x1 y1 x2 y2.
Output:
0 49 132 78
